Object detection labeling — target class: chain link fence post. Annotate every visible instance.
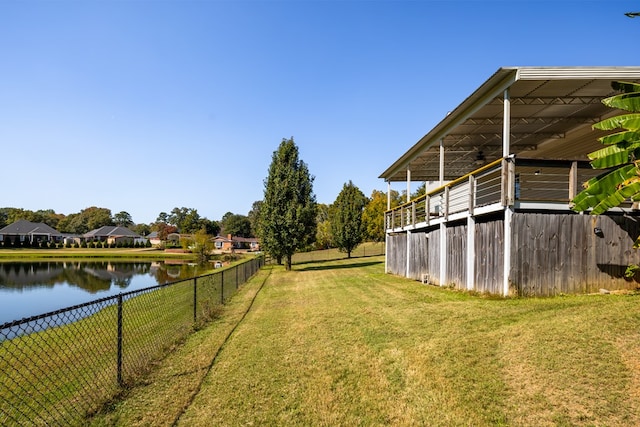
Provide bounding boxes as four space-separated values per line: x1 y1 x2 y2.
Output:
193 277 198 323
117 293 124 387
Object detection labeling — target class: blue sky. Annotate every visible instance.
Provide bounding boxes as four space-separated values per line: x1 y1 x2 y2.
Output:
1 0 638 225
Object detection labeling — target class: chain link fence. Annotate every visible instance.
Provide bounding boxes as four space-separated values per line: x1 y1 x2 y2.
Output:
0 256 264 426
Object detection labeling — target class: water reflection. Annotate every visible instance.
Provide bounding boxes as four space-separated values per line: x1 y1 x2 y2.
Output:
0 261 206 293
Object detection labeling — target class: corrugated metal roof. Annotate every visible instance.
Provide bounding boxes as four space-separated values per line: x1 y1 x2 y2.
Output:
380 66 640 182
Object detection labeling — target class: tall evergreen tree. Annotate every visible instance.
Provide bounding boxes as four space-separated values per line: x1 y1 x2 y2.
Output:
259 138 316 270
331 181 367 258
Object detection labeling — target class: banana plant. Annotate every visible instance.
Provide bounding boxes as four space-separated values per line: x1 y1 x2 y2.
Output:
571 81 640 246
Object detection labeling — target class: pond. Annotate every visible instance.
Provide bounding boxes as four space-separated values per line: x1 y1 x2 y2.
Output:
0 260 211 326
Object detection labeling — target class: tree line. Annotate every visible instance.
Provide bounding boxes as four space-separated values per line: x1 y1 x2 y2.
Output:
1 138 411 260
0 206 252 239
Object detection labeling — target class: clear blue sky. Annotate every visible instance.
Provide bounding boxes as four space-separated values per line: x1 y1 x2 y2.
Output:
1 0 638 224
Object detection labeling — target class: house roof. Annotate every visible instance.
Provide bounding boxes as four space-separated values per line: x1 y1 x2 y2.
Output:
380 66 640 183
0 220 62 236
84 226 142 238
233 236 259 243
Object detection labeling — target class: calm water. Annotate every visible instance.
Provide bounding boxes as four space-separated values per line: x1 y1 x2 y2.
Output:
0 260 208 325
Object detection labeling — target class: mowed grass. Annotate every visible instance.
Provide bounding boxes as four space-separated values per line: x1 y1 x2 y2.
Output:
91 256 640 426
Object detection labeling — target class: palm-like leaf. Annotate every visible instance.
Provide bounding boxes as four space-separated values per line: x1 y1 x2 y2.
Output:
587 144 630 168
598 130 640 145
572 164 637 212
603 92 640 113
612 81 640 93
592 179 640 215
571 81 640 224
594 114 640 131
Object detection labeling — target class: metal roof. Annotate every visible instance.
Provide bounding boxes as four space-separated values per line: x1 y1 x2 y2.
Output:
380 67 640 182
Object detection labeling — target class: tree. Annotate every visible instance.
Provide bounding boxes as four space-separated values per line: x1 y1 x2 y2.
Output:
247 201 262 237
168 207 202 233
114 211 134 227
315 203 333 249
331 181 367 258
571 81 640 276
57 207 113 234
199 218 220 236
156 212 169 224
259 138 316 270
572 81 640 231
362 189 401 242
132 223 151 236
191 228 214 265
155 222 178 246
220 212 252 237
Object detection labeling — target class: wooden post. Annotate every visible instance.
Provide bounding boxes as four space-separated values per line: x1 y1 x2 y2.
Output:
569 161 578 201
439 222 447 286
502 158 516 207
444 186 450 220
411 201 416 226
466 214 475 291
468 174 476 216
406 230 412 279
425 195 431 226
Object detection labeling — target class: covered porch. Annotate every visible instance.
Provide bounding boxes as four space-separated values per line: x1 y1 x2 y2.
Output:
380 67 640 296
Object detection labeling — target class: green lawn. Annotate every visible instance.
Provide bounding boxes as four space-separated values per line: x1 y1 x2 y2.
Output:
90 256 640 426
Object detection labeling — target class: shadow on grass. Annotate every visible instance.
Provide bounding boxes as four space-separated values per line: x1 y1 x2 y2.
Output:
295 260 383 272
292 254 385 266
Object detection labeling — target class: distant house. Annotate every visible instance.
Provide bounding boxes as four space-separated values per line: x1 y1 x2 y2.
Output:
147 231 161 246
213 234 260 252
84 226 147 246
0 220 63 245
147 231 180 247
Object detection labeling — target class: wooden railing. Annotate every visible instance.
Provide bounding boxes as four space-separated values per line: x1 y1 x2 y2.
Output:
385 158 603 231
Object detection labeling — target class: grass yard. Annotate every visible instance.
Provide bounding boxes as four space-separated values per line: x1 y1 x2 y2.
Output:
91 256 640 426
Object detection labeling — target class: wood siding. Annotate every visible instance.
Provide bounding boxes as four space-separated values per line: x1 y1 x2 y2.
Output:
386 234 407 277
475 218 504 294
387 211 640 296
446 224 467 289
511 213 640 296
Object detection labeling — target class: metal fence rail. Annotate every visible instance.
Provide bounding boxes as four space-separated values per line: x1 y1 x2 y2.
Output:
0 256 264 426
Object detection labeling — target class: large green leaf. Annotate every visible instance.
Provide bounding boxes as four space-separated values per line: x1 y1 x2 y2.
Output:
594 113 640 131
598 130 640 145
603 92 640 113
587 144 630 168
612 81 640 93
572 164 637 212
591 180 640 215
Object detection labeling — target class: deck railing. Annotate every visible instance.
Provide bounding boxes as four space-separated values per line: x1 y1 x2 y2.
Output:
385 157 604 231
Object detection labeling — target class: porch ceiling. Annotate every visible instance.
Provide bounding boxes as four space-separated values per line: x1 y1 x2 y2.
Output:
380 67 640 183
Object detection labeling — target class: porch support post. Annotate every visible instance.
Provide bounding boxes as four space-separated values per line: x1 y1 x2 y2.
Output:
384 231 389 273
466 214 475 291
439 222 447 286
439 138 445 186
406 169 411 203
502 89 511 158
406 230 412 279
503 207 513 296
387 181 391 210
467 174 476 291
385 180 390 274
569 161 578 200
502 87 513 297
